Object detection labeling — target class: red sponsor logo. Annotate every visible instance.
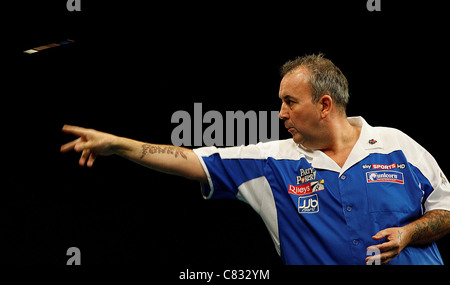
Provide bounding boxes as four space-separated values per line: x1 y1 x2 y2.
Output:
288 182 325 196
372 163 397 170
289 183 311 195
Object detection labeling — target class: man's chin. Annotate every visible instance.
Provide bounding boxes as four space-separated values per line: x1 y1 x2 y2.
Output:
292 133 304 145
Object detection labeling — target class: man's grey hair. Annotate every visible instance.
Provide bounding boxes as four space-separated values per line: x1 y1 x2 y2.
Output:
280 53 349 114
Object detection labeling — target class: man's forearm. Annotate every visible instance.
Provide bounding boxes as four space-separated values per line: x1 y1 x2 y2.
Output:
367 209 450 264
113 136 207 182
403 209 450 245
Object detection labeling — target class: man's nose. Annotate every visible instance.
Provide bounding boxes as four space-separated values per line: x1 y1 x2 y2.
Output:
279 103 289 120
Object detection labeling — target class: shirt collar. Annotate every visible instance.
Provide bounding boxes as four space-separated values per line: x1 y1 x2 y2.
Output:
299 116 384 174
348 116 383 151
339 116 383 174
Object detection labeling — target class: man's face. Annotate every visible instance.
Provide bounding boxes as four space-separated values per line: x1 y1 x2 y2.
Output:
278 68 321 147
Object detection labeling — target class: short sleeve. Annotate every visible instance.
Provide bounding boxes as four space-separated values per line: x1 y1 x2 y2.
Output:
413 150 450 213
193 144 267 200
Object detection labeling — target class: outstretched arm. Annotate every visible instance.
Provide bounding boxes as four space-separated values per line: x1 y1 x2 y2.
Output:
60 125 207 183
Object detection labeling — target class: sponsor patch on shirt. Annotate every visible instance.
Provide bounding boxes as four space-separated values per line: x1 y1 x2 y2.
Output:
289 180 325 196
298 194 319 214
362 163 406 170
297 167 316 184
366 170 404 184
441 172 448 185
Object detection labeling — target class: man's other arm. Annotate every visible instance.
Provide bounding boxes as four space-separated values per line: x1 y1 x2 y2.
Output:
367 209 450 264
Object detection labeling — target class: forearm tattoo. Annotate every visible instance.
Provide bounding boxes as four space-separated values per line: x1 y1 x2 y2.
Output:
140 144 187 160
410 210 450 244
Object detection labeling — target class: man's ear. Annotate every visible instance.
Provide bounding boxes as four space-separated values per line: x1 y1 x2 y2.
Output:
318 95 332 119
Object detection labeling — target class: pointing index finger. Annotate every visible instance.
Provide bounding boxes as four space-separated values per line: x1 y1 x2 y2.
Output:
62 125 89 137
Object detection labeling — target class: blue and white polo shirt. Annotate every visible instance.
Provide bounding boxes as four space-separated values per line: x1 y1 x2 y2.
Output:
193 117 450 265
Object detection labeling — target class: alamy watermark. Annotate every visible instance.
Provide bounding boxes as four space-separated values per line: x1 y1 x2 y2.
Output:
67 1 379 13
66 247 81 265
366 247 381 265
67 0 81 11
366 0 381 11
171 103 279 147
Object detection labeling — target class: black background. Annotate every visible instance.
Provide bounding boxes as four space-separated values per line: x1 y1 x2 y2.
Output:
5 0 450 277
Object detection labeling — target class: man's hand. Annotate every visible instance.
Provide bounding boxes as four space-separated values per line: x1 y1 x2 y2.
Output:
60 125 119 167
366 227 408 265
366 209 450 265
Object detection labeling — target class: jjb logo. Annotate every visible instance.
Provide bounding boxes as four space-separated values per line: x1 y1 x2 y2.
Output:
298 194 319 214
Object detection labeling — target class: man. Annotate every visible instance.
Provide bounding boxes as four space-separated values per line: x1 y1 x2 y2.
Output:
61 54 450 265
